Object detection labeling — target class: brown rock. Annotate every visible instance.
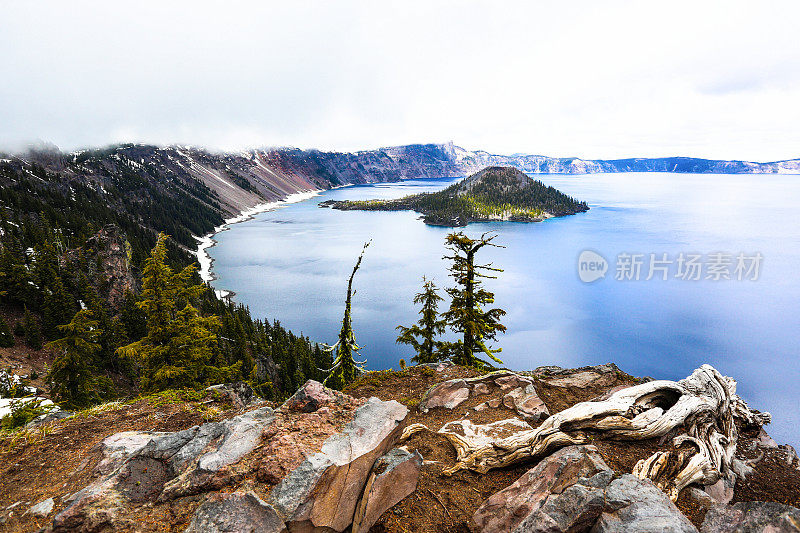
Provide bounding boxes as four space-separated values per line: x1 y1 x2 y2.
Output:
352 448 422 533
495 374 535 391
281 380 342 413
473 382 491 396
543 369 617 389
419 380 470 411
704 476 735 505
473 445 612 533
503 385 549 422
269 398 409 532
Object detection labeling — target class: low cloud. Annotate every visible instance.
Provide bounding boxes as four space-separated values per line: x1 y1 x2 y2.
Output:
1 1 799 161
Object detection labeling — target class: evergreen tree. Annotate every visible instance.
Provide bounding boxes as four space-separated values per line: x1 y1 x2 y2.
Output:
41 275 76 340
117 234 239 392
322 241 370 389
441 232 507 368
396 277 447 364
23 309 43 350
119 290 147 341
45 309 104 409
0 315 14 347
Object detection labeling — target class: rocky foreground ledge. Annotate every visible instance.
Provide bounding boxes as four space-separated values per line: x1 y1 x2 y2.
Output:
0 363 798 532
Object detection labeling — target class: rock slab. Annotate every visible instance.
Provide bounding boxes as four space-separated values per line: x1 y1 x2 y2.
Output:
591 474 698 533
473 445 612 533
352 448 423 533
473 446 698 533
269 397 409 532
186 491 286 533
701 501 800 533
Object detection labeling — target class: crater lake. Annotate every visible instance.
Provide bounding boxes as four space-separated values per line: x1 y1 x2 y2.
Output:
206 172 800 446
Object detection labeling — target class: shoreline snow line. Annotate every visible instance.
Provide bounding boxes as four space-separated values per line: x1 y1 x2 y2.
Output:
193 189 322 298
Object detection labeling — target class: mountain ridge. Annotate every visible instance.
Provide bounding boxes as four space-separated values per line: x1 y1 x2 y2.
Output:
3 141 797 253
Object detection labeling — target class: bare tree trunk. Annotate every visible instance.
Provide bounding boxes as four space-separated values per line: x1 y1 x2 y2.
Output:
427 365 769 501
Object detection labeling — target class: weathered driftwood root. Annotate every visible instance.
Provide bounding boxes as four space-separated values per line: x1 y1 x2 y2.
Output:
437 364 769 501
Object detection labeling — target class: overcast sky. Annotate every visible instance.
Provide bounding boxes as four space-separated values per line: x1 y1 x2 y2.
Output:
1 1 799 161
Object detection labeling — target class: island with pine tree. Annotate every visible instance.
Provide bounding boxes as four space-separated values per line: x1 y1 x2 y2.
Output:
319 166 589 226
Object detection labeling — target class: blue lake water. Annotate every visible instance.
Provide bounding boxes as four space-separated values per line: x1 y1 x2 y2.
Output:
209 173 800 447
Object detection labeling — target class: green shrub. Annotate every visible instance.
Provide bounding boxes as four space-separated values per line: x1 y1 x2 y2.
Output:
1 399 54 431
143 388 206 408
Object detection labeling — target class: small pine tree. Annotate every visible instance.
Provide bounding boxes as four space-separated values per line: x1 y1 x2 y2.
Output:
441 232 507 369
396 277 448 364
23 309 43 350
41 275 76 340
45 309 104 409
0 315 14 347
117 234 239 392
119 290 147 341
322 241 370 390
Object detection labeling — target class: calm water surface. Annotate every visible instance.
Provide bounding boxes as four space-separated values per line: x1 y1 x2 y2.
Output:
209 173 800 446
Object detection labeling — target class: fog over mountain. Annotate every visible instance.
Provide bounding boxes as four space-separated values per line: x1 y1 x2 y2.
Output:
2 1 800 161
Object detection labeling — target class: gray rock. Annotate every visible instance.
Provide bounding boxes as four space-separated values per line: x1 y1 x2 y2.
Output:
27 409 73 428
206 381 259 408
420 370 537 412
94 431 161 475
591 474 698 533
779 444 800 469
27 497 54 517
701 501 800 533
514 471 613 533
53 407 276 531
270 397 408 532
474 445 613 533
186 491 286 533
159 407 275 499
731 458 754 480
352 448 422 533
